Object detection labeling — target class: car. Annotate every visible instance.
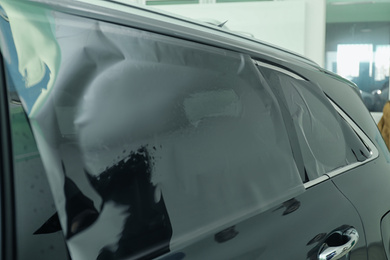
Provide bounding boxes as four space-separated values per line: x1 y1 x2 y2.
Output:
360 89 376 111
1 0 390 260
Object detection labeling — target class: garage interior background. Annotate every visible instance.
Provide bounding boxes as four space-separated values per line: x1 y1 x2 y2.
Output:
124 0 390 122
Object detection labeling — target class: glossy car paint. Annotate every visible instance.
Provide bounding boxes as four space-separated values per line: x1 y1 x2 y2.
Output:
1 1 390 260
157 179 368 260
290 54 390 259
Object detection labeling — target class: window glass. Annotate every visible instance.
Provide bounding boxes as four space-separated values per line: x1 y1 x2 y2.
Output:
7 101 69 260
258 66 371 179
1 3 304 259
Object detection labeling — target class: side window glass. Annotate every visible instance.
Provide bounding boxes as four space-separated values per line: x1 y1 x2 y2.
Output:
1 6 305 258
7 94 69 259
258 65 371 180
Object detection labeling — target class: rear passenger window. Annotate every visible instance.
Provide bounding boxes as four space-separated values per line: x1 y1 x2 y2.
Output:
2 7 306 258
257 64 371 180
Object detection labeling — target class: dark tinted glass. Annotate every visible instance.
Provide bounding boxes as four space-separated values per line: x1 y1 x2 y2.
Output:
1 3 305 258
259 66 371 180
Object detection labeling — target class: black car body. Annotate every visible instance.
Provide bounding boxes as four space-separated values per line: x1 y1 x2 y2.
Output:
1 1 390 260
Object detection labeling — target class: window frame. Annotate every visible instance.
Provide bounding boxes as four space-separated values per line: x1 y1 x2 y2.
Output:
0 53 17 260
325 98 378 179
304 99 378 188
254 60 378 189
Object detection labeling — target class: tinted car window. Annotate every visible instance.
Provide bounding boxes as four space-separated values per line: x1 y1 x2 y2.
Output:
7 100 69 260
258 65 371 180
1 4 305 259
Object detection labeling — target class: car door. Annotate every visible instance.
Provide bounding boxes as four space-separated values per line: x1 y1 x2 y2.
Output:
159 180 366 260
0 75 370 260
289 61 390 260
157 61 372 260
0 1 372 259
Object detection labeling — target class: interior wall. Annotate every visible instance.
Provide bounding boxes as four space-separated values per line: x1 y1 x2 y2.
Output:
154 0 326 67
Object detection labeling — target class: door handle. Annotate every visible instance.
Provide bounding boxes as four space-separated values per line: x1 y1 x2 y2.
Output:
318 227 359 260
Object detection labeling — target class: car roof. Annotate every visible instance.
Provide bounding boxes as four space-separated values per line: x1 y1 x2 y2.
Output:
10 0 358 95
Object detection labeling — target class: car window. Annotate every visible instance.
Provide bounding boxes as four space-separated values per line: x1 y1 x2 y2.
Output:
257 64 371 180
7 100 69 260
0 3 306 259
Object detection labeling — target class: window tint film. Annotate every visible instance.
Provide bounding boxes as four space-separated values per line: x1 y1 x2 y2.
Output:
0 2 304 259
258 65 371 180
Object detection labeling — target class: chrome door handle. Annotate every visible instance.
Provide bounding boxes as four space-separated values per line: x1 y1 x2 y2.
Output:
318 228 359 260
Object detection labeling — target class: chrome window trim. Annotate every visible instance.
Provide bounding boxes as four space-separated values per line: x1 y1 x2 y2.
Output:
304 175 329 189
254 60 378 189
305 99 379 188
325 99 379 178
253 60 306 81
